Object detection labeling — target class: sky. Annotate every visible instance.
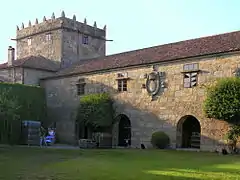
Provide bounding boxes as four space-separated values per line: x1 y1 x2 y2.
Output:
1 0 240 63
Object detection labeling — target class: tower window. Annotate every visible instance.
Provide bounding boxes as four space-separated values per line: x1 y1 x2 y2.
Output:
27 38 32 46
46 33 51 41
82 35 88 45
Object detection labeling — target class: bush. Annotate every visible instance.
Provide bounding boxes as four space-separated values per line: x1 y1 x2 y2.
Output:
151 131 170 149
203 77 240 124
76 93 115 130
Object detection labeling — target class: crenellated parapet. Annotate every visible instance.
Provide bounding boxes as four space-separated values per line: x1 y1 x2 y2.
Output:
16 11 106 40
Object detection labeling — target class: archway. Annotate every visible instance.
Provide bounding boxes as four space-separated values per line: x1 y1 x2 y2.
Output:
118 114 131 147
176 115 201 149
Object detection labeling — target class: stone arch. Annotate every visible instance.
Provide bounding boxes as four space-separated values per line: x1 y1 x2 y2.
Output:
112 114 131 147
176 115 201 149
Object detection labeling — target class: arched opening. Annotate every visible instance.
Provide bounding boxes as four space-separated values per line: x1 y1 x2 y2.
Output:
118 114 131 147
176 115 201 149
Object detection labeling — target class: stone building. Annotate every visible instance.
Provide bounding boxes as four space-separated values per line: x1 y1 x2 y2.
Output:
1 12 240 151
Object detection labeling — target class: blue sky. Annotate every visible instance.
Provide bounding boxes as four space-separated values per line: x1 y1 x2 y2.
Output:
0 0 240 63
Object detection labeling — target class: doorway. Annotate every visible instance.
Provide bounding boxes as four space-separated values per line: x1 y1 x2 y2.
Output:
176 115 201 149
118 114 131 147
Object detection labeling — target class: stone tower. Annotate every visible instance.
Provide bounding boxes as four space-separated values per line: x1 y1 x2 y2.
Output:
15 11 106 67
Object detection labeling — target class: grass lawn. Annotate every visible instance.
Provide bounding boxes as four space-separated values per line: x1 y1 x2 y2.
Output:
0 147 240 180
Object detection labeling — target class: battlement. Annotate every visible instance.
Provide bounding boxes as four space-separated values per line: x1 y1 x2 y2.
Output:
16 11 106 40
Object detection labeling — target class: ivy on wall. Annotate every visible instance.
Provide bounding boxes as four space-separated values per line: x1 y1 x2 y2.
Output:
76 93 115 131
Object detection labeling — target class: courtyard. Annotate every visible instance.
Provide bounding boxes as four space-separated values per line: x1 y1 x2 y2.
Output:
0 147 239 180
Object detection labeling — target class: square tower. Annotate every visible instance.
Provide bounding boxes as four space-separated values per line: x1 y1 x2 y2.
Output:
15 11 106 68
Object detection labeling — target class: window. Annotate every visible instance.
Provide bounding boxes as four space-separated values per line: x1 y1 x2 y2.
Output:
118 79 127 92
183 72 198 88
27 38 32 46
183 63 199 71
82 35 88 45
46 33 51 41
76 79 86 95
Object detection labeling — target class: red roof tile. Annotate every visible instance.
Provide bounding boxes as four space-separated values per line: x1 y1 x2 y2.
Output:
52 30 240 78
0 56 60 71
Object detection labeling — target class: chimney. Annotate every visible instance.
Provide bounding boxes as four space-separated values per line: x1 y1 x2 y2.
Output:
8 46 15 66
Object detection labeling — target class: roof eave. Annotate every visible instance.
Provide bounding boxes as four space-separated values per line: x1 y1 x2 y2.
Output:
40 49 240 81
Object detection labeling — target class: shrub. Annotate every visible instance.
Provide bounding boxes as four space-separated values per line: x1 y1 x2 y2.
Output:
151 131 170 149
225 125 240 152
203 77 240 124
76 93 115 130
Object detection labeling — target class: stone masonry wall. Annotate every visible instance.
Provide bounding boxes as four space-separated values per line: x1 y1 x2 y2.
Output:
61 29 106 67
16 29 63 61
16 16 106 67
41 52 240 151
23 68 55 85
0 67 23 83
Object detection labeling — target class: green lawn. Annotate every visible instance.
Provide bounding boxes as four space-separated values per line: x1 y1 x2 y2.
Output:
0 147 240 180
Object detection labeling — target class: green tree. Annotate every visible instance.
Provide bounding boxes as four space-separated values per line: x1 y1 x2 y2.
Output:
203 77 240 152
203 77 240 124
76 93 115 131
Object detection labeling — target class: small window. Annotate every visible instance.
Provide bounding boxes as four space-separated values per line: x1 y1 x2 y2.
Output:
46 33 51 41
183 63 199 71
183 72 198 88
118 79 127 92
82 35 88 45
27 38 32 46
76 79 86 95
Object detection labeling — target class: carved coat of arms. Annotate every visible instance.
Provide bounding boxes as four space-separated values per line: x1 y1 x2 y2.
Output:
146 70 164 98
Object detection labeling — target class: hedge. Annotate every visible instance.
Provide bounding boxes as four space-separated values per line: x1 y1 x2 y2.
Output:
0 83 47 144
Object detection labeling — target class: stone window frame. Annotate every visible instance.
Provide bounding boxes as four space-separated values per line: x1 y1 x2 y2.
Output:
182 63 200 88
117 79 128 92
76 78 86 96
45 33 52 41
27 38 32 46
116 72 129 92
82 35 88 45
183 72 198 88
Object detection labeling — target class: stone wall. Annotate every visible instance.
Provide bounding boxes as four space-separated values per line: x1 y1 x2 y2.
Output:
0 67 23 83
16 16 106 67
61 29 106 67
23 68 55 85
16 29 62 61
41 52 240 151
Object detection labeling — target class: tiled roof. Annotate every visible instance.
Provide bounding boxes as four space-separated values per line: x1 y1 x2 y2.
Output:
0 56 61 72
51 30 240 79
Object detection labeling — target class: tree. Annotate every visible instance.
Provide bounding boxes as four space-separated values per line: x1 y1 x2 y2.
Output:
76 93 115 131
203 77 240 152
203 77 240 124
